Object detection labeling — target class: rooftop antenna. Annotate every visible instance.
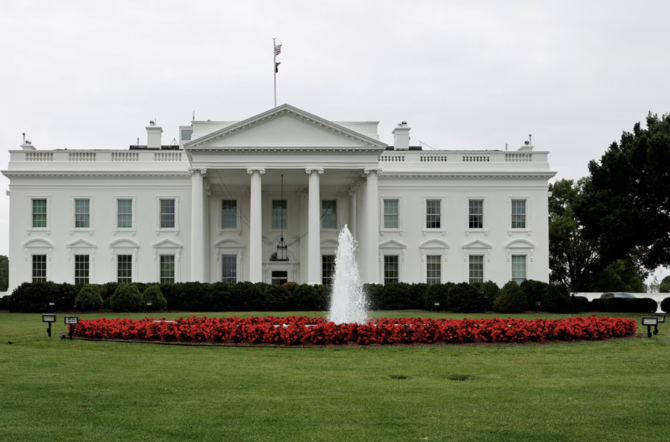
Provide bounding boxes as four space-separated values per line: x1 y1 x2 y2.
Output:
22 132 25 144
505 143 508 151
529 134 532 145
418 140 437 150
171 138 178 146
192 111 195 122
137 137 139 145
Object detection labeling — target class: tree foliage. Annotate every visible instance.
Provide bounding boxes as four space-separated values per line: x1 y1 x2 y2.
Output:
0 255 8 292
660 276 670 293
576 113 670 271
548 179 600 291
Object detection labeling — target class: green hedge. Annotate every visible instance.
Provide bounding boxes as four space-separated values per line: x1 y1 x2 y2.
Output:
661 298 670 313
6 279 658 314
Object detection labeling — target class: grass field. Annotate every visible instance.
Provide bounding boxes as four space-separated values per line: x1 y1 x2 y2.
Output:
1 311 669 441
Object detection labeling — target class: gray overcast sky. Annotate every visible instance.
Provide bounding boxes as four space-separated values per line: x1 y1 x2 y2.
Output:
1 0 669 280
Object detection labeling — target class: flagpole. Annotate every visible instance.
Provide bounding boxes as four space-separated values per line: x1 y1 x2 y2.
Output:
273 37 277 108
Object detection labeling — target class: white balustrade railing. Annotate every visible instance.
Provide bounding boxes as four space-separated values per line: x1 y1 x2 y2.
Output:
25 152 53 161
505 153 533 162
112 152 139 161
420 154 448 162
380 154 405 162
462 154 490 162
154 152 182 161
69 152 96 161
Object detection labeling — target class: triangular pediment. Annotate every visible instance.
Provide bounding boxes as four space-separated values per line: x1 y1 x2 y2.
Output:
462 239 492 250
23 238 54 248
185 104 387 150
379 239 407 249
152 239 183 249
419 239 450 250
66 238 97 248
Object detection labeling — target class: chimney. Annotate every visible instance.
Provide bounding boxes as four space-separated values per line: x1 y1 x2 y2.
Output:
392 121 411 150
21 140 36 151
146 121 163 149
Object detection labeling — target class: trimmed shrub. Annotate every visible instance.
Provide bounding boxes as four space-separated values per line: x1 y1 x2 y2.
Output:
573 296 590 312
142 285 167 311
424 283 452 311
0 295 10 310
363 284 384 310
109 283 143 312
264 284 292 311
9 281 60 313
293 284 328 311
448 283 484 313
520 279 549 310
378 282 412 310
493 281 527 313
603 297 657 313
661 297 670 313
540 284 571 313
75 284 103 311
407 283 429 310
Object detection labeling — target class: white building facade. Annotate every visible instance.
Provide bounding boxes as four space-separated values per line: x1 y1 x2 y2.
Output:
3 104 555 292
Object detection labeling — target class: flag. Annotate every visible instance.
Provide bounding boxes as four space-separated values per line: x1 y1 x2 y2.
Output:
275 62 281 73
275 44 282 56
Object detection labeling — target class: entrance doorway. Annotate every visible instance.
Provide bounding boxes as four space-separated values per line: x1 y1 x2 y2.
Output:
271 271 288 285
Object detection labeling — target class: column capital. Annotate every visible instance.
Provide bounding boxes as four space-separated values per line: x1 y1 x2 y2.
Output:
247 168 266 175
363 168 382 176
305 168 324 175
188 168 207 177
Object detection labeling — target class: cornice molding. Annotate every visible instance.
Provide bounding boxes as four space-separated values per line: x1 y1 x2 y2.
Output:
2 171 190 178
379 172 557 179
184 104 388 149
187 147 386 153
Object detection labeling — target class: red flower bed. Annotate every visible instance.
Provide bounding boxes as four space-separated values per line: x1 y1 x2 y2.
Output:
72 315 636 346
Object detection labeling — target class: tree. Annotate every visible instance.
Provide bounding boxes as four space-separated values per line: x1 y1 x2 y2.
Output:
597 260 646 293
0 255 8 292
660 275 670 293
576 113 670 271
548 179 600 291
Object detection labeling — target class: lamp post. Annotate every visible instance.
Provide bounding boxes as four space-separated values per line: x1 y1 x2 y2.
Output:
64 316 79 340
42 314 56 337
641 316 659 338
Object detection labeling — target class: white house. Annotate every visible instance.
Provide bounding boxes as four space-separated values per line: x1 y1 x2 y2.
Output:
2 104 555 292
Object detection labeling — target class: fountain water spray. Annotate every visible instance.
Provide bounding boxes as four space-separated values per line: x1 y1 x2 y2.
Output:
328 225 369 324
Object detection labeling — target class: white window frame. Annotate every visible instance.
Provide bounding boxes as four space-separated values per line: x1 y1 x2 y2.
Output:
156 196 180 235
378 239 407 283
419 239 450 284
219 197 242 236
505 238 535 281
67 239 97 284
320 197 341 231
422 197 446 236
23 238 54 282
268 197 291 232
468 254 485 284
153 239 183 283
27 196 51 236
214 239 244 283
109 238 140 283
461 239 492 283
320 239 339 285
465 197 488 236
380 196 404 235
113 196 137 236
511 254 528 284
508 197 532 235
69 197 94 235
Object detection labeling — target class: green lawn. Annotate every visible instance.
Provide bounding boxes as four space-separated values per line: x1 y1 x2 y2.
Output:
1 311 668 441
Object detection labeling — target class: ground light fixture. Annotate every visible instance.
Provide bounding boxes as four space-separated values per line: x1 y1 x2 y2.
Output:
641 316 659 338
64 316 79 340
42 313 56 337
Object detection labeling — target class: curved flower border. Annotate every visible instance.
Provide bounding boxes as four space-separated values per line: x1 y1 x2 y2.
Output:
73 315 637 346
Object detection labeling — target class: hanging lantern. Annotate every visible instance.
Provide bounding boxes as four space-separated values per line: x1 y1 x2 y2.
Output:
276 174 289 261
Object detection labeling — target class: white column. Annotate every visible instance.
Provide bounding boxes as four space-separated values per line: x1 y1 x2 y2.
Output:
190 168 206 282
306 168 323 284
248 168 265 283
364 168 381 283
349 188 357 239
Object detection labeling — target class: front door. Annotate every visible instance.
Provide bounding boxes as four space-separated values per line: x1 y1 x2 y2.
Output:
271 271 288 285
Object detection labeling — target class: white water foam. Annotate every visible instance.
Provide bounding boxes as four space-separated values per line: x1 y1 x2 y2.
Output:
328 225 369 324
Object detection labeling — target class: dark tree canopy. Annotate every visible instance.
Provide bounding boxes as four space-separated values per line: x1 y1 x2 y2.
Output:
0 255 8 292
577 113 670 271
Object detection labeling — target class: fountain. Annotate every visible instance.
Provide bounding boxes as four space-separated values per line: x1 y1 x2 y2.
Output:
328 225 369 324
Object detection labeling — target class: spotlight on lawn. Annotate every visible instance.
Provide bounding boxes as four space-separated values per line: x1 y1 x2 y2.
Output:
64 316 79 340
42 313 56 337
146 302 152 309
652 314 666 324
642 316 659 338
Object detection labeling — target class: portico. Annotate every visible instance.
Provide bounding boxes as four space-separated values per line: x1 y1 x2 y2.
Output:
183 104 387 285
